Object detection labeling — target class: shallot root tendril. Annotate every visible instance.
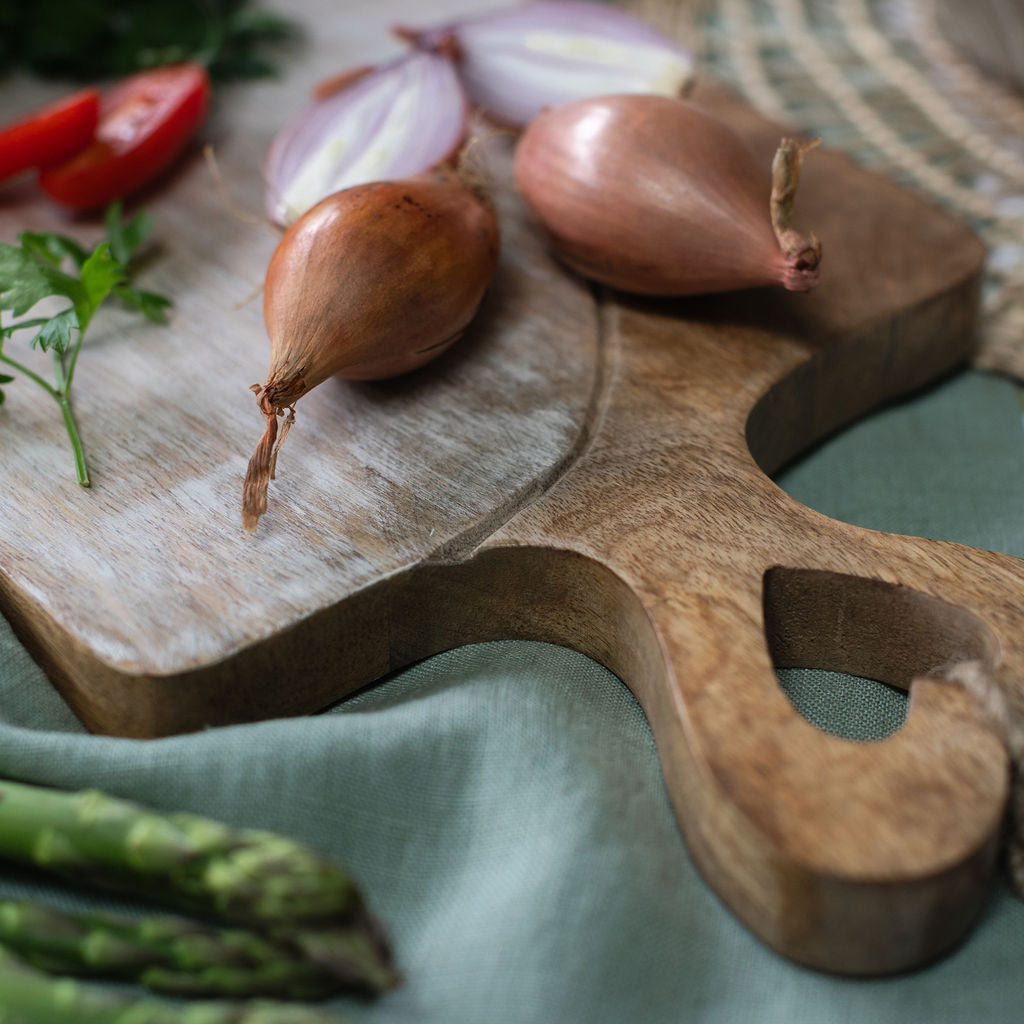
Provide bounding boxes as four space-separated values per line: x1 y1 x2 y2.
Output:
242 398 278 534
770 137 822 290
270 406 295 481
243 385 301 532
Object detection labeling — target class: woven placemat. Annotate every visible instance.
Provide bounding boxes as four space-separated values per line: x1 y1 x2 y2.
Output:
628 0 1024 378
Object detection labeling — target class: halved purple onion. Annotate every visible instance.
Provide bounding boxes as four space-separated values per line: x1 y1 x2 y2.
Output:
395 1 695 129
265 51 468 226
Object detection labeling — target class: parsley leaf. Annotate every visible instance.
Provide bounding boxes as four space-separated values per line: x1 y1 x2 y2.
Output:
104 202 152 265
0 242 82 318
0 204 171 486
31 309 77 355
17 231 89 269
112 287 172 324
79 244 126 322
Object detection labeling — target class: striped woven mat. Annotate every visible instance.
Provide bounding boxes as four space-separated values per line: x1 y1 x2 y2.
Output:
627 0 1024 380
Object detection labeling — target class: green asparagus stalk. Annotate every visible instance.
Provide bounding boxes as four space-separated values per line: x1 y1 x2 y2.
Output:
0 781 358 926
0 944 354 1024
0 780 397 991
0 897 397 998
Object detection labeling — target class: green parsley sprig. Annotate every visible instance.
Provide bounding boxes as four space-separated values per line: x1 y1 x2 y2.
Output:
0 203 171 486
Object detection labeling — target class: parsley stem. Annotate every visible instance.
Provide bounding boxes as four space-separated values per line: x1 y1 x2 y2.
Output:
0 352 89 485
52 348 90 488
57 393 90 488
51 347 69 393
0 353 59 399
65 314 87 387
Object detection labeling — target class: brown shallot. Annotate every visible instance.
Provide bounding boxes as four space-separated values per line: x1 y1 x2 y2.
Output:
513 94 822 296
242 171 500 532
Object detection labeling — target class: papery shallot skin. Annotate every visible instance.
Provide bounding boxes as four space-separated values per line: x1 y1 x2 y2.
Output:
263 173 500 398
514 94 819 296
243 172 500 531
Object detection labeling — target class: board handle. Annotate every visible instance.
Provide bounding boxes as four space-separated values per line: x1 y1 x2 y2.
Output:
597 543 1010 974
390 539 1013 976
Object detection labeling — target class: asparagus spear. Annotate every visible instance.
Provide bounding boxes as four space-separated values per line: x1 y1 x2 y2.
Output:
0 781 358 926
0 780 397 990
0 897 397 998
0 944 354 1024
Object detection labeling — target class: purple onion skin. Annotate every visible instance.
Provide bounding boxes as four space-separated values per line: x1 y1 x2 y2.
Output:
395 1 695 129
264 51 468 226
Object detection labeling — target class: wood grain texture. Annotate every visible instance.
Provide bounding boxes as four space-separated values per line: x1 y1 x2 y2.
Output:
0 0 1019 977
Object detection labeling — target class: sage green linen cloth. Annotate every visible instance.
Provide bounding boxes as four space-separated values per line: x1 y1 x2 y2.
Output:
0 368 1023 1021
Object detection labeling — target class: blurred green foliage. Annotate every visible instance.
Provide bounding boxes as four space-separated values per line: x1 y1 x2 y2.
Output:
0 0 297 83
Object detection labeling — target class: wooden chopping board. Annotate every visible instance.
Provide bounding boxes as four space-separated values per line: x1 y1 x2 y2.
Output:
1 0 1020 979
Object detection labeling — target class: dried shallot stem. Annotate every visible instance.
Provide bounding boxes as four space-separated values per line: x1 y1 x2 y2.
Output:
770 137 822 290
270 405 296 480
391 25 462 61
242 388 278 533
452 125 500 202
312 64 375 101
242 382 303 533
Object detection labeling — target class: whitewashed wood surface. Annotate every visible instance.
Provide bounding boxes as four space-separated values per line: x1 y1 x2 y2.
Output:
0 0 597 675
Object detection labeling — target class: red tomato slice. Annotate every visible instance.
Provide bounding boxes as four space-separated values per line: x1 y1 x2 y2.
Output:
39 63 212 210
0 88 100 183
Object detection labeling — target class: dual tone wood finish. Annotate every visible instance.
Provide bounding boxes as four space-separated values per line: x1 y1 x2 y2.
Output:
0 8 1018 974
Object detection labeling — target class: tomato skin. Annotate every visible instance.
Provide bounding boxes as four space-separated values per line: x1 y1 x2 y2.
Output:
0 88 101 182
39 63 212 210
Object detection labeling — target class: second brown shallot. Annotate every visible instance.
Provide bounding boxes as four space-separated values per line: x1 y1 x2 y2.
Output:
513 94 822 297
